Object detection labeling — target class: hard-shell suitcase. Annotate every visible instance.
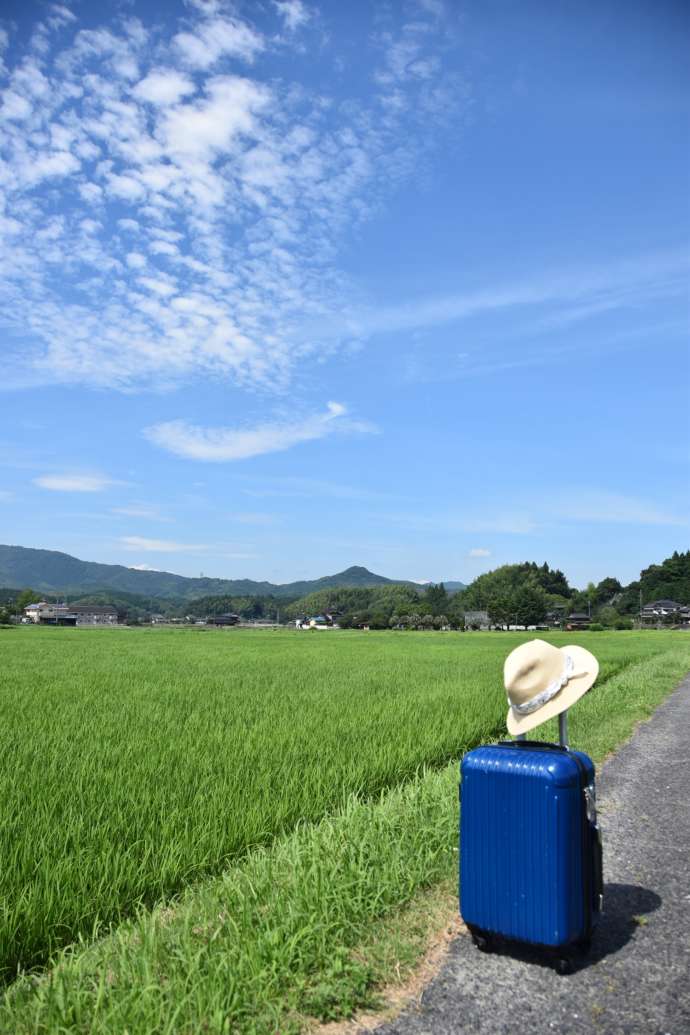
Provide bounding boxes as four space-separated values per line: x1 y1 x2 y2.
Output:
459 739 603 969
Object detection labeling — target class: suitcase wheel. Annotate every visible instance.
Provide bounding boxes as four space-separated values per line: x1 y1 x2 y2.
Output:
555 956 573 975
471 931 493 952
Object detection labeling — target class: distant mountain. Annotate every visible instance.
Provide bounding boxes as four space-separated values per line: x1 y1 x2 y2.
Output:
0 546 460 600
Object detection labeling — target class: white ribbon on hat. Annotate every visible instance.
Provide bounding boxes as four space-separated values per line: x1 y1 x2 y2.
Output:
510 653 575 716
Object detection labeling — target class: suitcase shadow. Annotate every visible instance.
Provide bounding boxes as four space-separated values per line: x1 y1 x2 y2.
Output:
479 883 661 973
585 881 662 967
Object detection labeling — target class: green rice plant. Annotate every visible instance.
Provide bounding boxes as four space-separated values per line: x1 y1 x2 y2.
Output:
1 639 688 1034
0 627 685 985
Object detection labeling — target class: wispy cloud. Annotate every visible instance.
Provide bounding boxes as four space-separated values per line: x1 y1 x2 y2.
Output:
549 490 688 527
0 489 15 502
119 536 209 552
34 473 118 492
357 249 689 340
468 547 491 557
111 504 170 521
393 488 687 541
144 401 376 461
240 475 402 502
273 1 310 33
227 511 279 526
0 4 462 392
393 513 538 536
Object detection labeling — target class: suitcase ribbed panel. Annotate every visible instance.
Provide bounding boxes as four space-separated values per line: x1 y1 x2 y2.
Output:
460 745 587 948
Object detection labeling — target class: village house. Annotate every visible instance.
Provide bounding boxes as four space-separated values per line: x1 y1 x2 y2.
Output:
640 599 690 625
296 611 342 630
206 613 241 626
24 602 118 626
463 610 490 630
565 612 591 630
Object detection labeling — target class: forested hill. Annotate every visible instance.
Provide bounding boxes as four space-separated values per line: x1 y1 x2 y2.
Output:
618 550 690 609
0 546 450 600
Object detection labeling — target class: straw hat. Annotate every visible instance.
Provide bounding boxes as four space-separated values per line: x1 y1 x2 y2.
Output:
504 638 599 736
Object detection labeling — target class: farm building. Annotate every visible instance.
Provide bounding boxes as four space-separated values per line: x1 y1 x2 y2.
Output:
23 602 118 626
206 608 242 625
463 610 490 630
640 600 690 624
206 613 241 626
565 612 591 630
297 613 341 630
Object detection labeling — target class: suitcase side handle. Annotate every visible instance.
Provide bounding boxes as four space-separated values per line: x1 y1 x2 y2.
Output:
495 739 568 751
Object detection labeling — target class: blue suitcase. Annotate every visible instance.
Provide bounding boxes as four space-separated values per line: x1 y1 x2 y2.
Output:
459 740 603 970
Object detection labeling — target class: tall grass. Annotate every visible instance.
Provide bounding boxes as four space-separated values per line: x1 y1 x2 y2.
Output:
1 637 688 1034
0 628 683 980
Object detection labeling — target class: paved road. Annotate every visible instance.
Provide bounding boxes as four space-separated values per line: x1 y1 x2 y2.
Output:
374 675 690 1035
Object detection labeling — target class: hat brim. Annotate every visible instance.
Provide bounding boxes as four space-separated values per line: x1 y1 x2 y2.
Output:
506 644 599 736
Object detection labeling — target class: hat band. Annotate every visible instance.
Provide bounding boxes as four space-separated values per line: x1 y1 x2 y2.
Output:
510 654 574 716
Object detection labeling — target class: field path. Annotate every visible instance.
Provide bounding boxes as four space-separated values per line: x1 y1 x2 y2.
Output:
372 672 690 1035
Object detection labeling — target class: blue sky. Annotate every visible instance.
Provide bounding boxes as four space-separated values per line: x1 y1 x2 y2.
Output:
0 0 688 588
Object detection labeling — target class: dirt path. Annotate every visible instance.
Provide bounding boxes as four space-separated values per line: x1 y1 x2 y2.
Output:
372 673 690 1035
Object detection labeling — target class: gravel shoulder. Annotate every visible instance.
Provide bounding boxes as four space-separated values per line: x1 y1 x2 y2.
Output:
373 673 690 1035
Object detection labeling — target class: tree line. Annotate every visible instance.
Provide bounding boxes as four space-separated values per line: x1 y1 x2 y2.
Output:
2 551 688 629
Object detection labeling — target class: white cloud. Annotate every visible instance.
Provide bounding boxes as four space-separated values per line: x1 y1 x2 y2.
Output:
50 6 77 25
0 90 32 120
0 489 15 502
119 536 208 552
34 473 118 492
468 548 491 557
128 563 161 571
144 401 375 461
126 252 147 269
274 1 310 32
0 2 467 392
133 69 196 105
160 75 269 159
173 17 263 69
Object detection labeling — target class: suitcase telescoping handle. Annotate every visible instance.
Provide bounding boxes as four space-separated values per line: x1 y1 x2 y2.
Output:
515 708 569 749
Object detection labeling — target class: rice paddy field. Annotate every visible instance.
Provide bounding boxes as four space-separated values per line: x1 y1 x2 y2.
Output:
1 625 689 1033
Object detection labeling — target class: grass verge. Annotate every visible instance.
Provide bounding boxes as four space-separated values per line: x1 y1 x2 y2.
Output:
1 643 689 1034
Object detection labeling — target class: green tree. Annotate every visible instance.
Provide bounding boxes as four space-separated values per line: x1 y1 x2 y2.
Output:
369 611 389 630
488 592 513 629
513 586 547 627
597 605 621 629
595 577 623 605
421 583 449 616
15 588 42 614
458 562 573 612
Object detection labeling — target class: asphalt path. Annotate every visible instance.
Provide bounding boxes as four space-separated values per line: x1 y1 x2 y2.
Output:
374 674 690 1035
